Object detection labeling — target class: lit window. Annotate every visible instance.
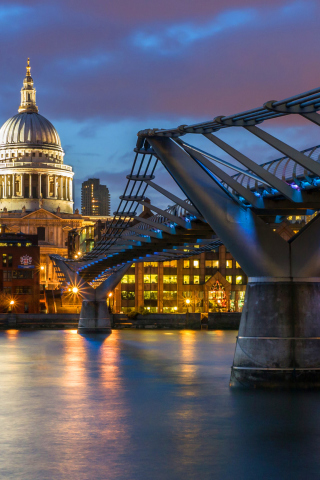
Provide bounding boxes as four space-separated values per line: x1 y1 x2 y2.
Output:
236 276 243 285
205 260 219 268
144 291 158 300
121 275 135 284
236 262 241 268
205 275 212 282
163 260 177 267
121 291 135 300
194 276 200 284
144 274 158 284
193 259 200 268
183 260 190 268
183 275 190 285
226 276 232 283
226 260 232 269
144 262 158 267
163 275 177 284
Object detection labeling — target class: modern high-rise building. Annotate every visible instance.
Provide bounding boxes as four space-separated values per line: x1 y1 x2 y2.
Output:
81 178 110 216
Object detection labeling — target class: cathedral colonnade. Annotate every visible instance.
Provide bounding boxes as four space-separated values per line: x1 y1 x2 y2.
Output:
0 171 73 201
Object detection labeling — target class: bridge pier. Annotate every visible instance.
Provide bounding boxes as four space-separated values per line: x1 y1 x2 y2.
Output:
230 279 320 388
78 300 112 334
52 257 132 334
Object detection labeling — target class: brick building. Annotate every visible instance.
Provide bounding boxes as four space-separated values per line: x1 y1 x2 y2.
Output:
0 228 40 313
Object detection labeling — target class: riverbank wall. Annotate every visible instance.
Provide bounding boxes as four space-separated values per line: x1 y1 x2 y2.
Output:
0 312 241 330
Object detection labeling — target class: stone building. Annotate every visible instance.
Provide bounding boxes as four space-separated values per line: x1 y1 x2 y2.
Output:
0 59 93 289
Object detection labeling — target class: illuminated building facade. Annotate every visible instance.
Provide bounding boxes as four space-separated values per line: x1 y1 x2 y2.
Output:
81 178 110 216
111 246 247 314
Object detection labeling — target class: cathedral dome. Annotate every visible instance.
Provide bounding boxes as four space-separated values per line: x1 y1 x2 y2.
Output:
0 112 62 149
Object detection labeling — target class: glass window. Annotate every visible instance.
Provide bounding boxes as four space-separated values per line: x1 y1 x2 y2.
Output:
205 260 219 268
226 276 232 283
4 287 11 294
8 255 12 268
236 262 241 268
205 275 212 282
182 291 191 298
193 259 200 269
144 291 158 300
183 260 190 269
163 275 177 284
163 260 177 268
121 275 135 284
183 275 190 285
121 291 135 300
163 291 177 300
144 274 158 284
2 253 7 267
194 276 200 284
144 262 158 267
236 276 243 285
226 260 233 269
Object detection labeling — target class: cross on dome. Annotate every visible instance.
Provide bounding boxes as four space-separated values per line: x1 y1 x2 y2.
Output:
18 57 38 114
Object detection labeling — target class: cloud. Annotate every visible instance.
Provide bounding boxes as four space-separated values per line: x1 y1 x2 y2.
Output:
0 0 319 211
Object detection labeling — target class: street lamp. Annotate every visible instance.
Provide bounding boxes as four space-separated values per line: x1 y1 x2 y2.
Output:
72 286 78 294
186 298 190 327
108 292 113 312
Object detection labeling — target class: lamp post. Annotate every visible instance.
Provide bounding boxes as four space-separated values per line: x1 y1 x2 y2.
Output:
186 298 190 328
108 292 113 313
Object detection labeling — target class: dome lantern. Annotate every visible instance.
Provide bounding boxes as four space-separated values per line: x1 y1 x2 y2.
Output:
18 58 38 114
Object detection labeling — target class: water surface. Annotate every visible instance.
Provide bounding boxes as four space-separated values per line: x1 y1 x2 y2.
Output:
0 329 319 480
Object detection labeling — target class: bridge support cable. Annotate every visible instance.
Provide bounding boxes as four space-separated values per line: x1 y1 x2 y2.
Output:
148 136 290 278
204 133 300 201
143 179 201 217
177 140 260 207
244 126 320 177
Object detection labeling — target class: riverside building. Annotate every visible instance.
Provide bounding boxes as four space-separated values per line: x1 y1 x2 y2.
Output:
111 246 248 314
0 227 40 313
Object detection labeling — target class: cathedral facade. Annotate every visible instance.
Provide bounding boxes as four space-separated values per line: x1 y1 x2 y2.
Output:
0 60 93 289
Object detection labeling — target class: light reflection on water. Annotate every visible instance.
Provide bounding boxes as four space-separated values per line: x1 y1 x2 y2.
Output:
0 329 319 480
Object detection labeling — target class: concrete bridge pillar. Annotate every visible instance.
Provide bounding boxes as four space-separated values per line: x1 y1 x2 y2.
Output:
51 257 132 334
230 279 320 388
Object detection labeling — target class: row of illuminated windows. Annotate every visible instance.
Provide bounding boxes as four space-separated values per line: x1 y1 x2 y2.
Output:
226 276 243 285
122 274 243 285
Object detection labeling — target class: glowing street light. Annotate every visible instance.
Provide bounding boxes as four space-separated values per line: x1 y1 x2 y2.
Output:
72 286 79 294
9 300 14 305
185 298 191 327
40 265 45 271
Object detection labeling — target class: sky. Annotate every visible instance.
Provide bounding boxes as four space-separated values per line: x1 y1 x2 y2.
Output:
0 0 320 212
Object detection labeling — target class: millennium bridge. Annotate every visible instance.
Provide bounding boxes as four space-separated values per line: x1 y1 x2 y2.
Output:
52 85 320 388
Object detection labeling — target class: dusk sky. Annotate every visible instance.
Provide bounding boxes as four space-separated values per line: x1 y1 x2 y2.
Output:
1 0 320 212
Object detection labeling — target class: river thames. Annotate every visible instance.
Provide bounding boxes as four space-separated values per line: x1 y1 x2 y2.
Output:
0 329 319 480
